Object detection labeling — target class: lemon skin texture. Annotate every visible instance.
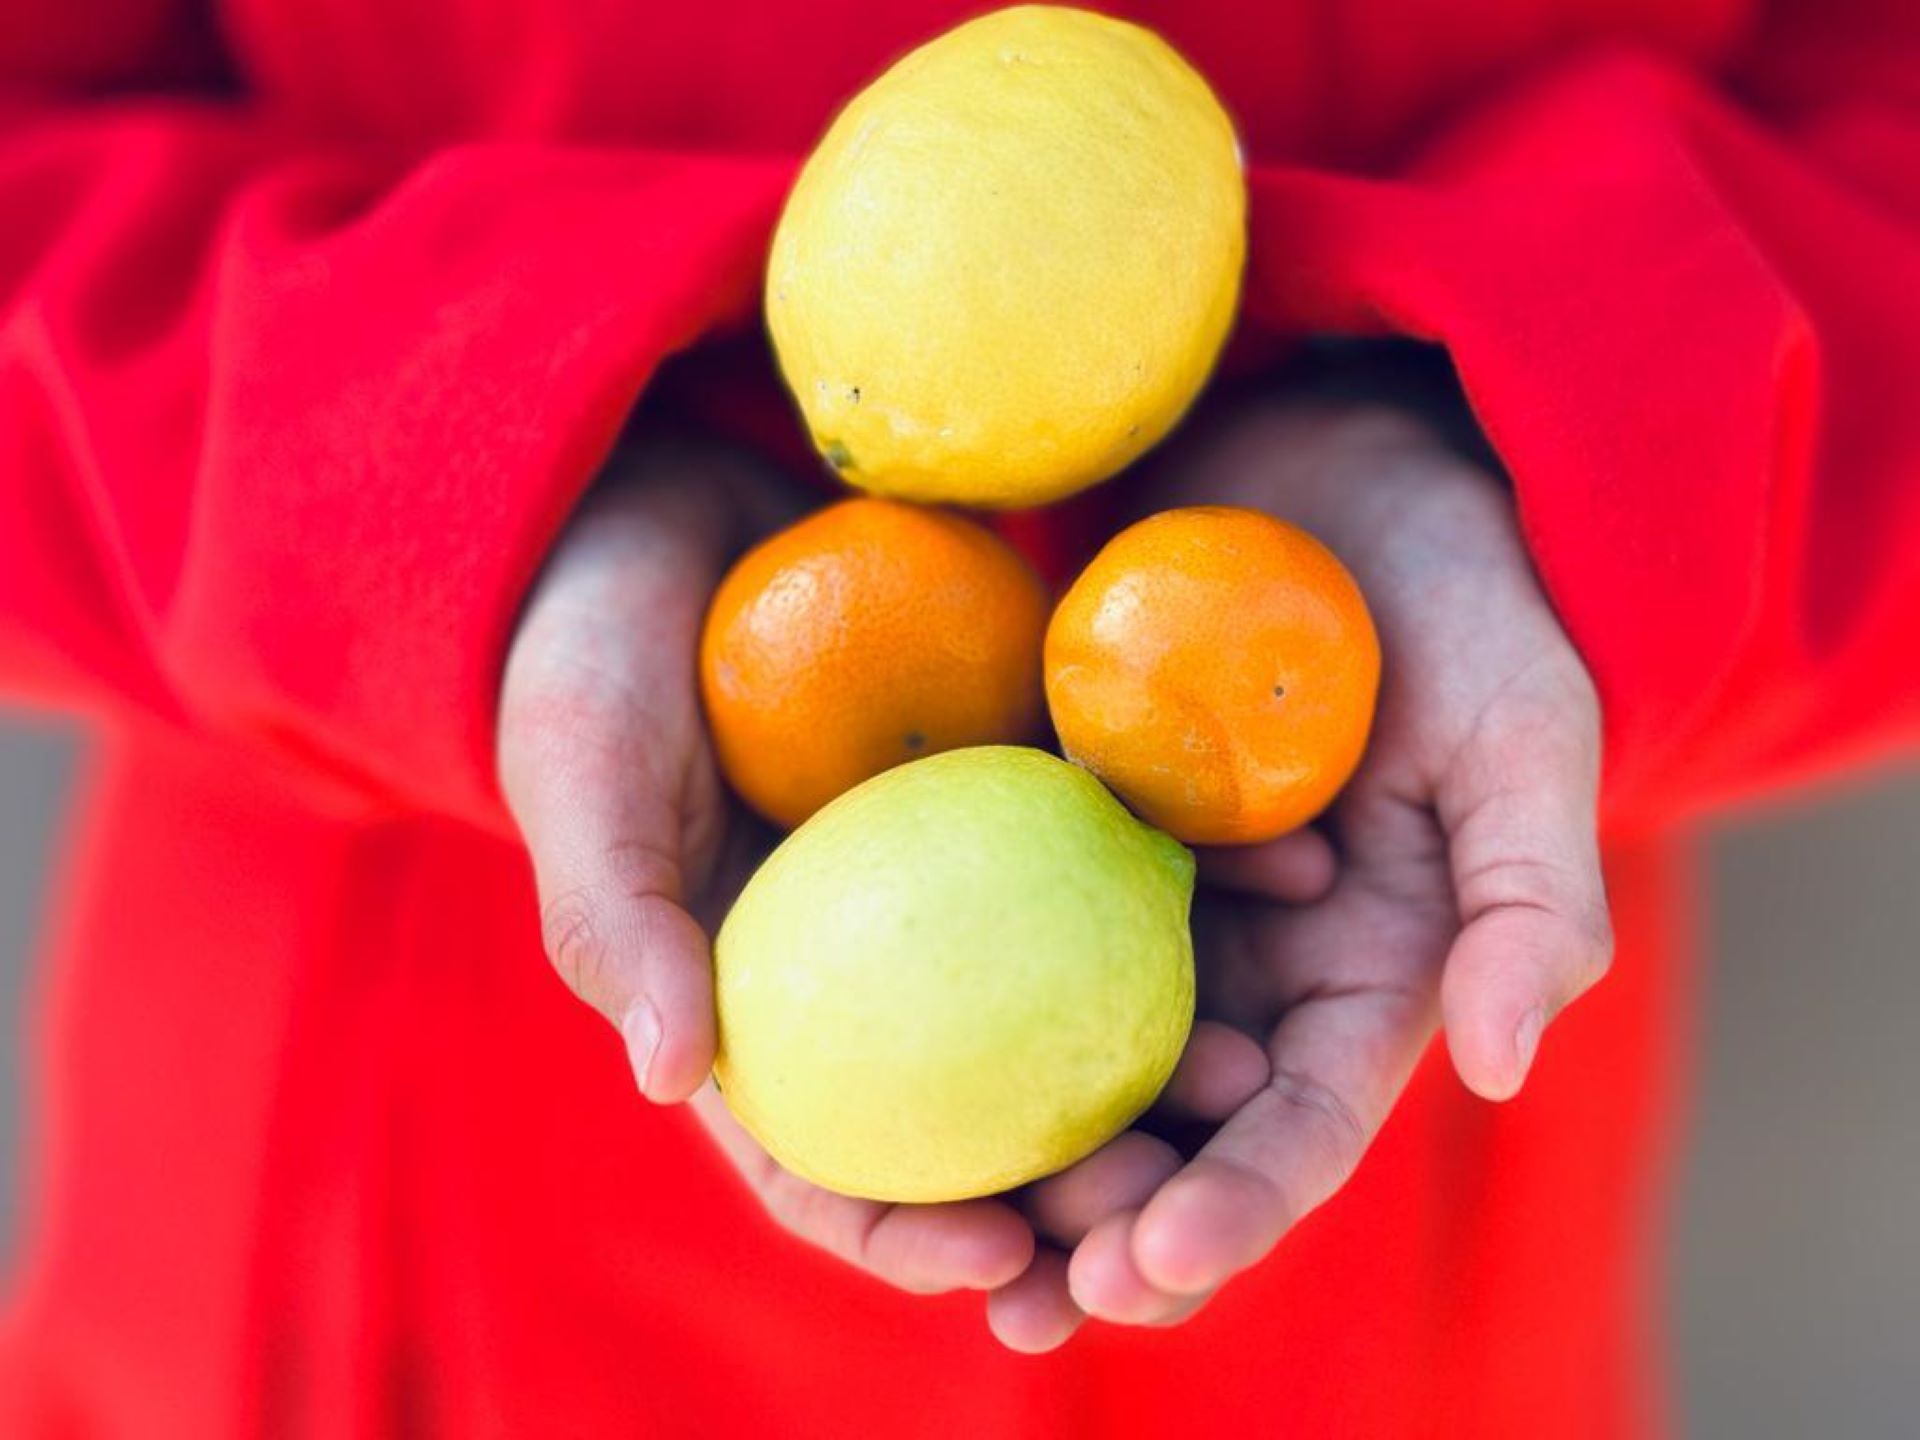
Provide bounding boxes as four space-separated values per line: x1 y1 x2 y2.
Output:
767 5 1247 509
713 746 1197 1203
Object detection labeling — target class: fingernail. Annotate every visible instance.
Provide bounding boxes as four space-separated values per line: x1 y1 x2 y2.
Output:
621 1000 662 1098
1512 1005 1547 1088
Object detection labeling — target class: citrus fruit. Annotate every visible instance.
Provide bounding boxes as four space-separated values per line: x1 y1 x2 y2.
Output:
766 5 1246 509
700 498 1048 829
714 746 1195 1203
1045 506 1381 845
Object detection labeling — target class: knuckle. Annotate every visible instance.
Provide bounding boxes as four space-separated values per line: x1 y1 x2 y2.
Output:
1268 1069 1368 1202
1458 853 1578 923
761 1177 851 1260
1575 903 1617 989
758 1177 804 1237
531 838 689 1014
1463 856 1615 996
758 1171 820 1241
602 833 686 907
758 1177 908 1288
540 888 609 1003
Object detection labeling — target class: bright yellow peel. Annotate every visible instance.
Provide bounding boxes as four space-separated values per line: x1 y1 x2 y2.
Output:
767 5 1247 509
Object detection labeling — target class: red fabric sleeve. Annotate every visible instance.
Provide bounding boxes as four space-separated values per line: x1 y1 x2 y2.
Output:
1242 20 1920 828
0 101 789 828
0 0 219 95
8 5 1915 841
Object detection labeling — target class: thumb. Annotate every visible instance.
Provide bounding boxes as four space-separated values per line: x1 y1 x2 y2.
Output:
513 784 716 1105
1437 672 1613 1102
497 452 773 1103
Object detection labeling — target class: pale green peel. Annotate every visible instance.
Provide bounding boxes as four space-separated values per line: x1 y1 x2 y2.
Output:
714 745 1196 1203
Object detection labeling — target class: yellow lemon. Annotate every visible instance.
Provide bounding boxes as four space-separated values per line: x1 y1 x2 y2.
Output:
767 6 1246 509
714 747 1195 1203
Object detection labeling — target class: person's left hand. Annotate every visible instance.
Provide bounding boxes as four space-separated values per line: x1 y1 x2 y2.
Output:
987 396 1615 1351
499 434 1038 1304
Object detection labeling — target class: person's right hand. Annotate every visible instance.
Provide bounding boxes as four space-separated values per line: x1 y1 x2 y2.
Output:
986 395 1612 1351
497 434 1035 1299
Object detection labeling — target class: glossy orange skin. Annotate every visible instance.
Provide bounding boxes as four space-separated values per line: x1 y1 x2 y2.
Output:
701 499 1049 829
1045 506 1380 845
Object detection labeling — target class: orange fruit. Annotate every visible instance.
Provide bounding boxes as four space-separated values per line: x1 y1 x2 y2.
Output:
1045 506 1380 845
701 498 1048 829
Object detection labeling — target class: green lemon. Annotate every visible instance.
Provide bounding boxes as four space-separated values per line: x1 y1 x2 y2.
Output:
714 746 1195 1203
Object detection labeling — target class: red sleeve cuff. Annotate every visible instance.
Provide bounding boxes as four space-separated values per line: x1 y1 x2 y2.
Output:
162 145 793 831
1241 53 1920 825
0 106 791 830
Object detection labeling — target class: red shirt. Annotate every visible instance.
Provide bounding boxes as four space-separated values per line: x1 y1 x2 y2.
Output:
1 1 1916 1434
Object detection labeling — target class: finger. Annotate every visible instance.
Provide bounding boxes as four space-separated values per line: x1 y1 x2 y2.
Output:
1437 674 1612 1101
1023 1025 1265 1250
499 452 800 1103
853 1200 1036 1295
1195 828 1338 903
1023 1131 1182 1247
692 1087 1033 1294
1131 966 1436 1297
499 482 735 1102
1067 1213 1207 1326
986 1249 1085 1354
1152 1020 1270 1122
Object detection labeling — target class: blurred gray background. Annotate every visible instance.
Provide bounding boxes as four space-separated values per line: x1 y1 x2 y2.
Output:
0 718 1914 1434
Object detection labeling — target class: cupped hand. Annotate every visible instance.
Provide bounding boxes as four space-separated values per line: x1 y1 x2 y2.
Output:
990 398 1614 1352
498 435 1033 1299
